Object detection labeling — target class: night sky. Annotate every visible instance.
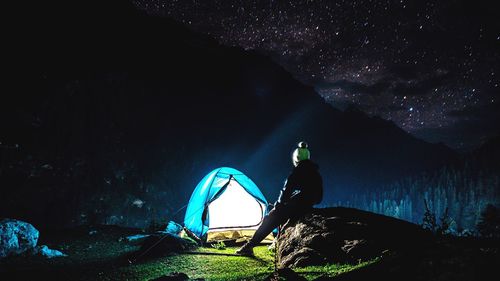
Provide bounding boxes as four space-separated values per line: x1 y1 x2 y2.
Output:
134 0 499 150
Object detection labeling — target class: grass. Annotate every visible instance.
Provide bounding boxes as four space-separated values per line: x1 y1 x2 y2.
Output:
0 225 377 281
88 246 376 281
294 260 380 280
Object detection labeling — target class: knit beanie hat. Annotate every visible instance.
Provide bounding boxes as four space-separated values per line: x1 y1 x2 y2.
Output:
292 141 310 166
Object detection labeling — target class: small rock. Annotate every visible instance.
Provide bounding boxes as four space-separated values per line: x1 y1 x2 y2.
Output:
137 233 197 259
263 268 306 281
41 164 53 170
33 245 67 258
124 234 151 244
150 272 203 281
0 219 39 258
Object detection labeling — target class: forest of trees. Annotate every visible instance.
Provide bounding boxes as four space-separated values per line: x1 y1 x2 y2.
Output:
338 164 500 235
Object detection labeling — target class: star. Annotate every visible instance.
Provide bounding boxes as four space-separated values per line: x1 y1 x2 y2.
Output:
135 0 500 149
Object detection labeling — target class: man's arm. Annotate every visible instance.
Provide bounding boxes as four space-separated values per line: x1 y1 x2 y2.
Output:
276 172 297 205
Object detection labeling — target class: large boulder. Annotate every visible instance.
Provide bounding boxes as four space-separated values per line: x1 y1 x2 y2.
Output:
277 207 431 267
0 219 39 258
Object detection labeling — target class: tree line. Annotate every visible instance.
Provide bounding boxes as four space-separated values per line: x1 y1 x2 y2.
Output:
337 164 500 236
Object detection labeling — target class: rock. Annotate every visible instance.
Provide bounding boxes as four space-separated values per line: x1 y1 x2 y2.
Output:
124 234 151 244
150 272 204 281
281 247 327 267
32 245 67 258
0 219 39 258
341 239 380 260
137 233 197 258
150 272 189 281
277 207 430 268
263 268 307 281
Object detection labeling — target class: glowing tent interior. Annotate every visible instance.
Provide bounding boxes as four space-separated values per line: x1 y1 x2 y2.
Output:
184 167 273 243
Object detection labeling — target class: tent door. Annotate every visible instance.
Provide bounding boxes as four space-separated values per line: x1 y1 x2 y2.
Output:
207 178 265 231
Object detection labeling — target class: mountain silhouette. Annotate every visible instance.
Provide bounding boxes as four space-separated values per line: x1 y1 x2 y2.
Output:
470 135 500 172
1 0 458 227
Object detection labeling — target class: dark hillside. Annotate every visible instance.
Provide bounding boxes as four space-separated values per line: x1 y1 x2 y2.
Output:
1 0 458 228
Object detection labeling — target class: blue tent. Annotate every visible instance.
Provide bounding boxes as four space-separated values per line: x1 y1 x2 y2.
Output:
184 167 271 242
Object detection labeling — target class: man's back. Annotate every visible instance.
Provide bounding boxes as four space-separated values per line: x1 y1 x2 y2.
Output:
283 159 323 206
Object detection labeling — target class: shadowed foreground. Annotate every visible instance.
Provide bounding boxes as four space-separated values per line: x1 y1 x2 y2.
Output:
0 225 372 281
1 210 498 281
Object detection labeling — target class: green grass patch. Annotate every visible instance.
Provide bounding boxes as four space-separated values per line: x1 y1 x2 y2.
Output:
294 258 380 280
0 226 378 281
115 246 377 281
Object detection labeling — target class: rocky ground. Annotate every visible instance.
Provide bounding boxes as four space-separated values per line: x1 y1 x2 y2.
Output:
1 208 498 280
277 207 430 267
276 207 500 280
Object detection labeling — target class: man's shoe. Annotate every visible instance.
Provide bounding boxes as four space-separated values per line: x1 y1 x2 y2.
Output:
235 243 254 256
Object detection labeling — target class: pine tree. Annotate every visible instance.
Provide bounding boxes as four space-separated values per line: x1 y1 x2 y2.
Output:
477 204 500 238
422 199 437 232
437 207 454 235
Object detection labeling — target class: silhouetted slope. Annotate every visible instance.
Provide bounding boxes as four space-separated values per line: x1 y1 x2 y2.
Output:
1 0 458 227
472 135 500 172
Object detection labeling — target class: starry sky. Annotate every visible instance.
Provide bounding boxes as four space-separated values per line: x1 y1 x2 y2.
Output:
134 0 500 150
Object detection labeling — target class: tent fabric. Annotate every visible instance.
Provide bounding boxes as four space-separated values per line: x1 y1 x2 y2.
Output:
184 167 269 240
207 178 265 230
206 229 274 244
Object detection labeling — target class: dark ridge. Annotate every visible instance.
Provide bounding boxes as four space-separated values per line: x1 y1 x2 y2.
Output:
1 0 458 228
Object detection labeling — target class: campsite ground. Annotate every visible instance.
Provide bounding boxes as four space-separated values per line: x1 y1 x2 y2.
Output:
2 224 498 280
0 225 374 281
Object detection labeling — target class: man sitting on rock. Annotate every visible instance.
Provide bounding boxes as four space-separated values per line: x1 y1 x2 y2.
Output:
236 141 323 255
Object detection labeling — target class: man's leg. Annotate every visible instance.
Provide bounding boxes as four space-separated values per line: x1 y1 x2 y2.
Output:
236 204 295 255
248 207 288 245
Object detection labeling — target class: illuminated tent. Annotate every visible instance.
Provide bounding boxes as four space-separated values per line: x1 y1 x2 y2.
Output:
184 167 273 243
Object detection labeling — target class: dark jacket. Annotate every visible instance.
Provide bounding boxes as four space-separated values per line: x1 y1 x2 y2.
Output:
277 159 323 206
